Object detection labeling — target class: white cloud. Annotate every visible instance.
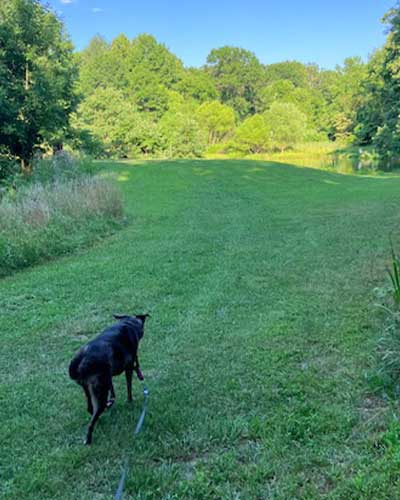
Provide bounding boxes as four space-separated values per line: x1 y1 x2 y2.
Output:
60 0 74 4
92 7 103 12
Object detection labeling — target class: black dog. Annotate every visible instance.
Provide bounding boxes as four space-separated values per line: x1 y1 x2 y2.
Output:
69 313 149 444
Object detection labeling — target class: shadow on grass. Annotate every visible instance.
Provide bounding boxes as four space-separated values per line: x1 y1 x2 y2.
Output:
97 158 400 190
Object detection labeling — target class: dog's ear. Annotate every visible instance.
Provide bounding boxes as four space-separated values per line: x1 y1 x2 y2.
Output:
113 314 129 320
135 313 150 324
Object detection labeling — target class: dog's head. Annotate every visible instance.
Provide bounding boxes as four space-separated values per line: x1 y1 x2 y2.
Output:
113 313 150 339
134 314 150 325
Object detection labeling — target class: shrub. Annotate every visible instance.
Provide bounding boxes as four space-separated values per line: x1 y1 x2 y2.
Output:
72 88 163 158
0 151 18 193
233 114 271 154
0 175 123 276
264 102 307 152
159 111 207 158
196 101 236 144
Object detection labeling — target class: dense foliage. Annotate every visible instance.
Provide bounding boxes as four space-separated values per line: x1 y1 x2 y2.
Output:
2 1 400 165
0 0 78 168
354 7 400 160
73 5 400 162
74 34 366 158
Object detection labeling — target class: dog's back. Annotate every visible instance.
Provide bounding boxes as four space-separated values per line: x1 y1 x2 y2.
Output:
70 318 144 381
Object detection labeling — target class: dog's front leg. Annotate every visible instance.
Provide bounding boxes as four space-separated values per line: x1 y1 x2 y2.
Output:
125 368 133 402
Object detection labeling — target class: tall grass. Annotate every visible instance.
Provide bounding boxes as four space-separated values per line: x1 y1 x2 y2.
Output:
0 166 123 277
29 151 96 184
375 244 400 392
388 242 400 306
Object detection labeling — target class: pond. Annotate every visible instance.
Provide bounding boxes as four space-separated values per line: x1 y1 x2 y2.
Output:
266 149 400 174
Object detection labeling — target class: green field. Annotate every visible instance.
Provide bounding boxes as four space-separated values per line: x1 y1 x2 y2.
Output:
2 159 400 499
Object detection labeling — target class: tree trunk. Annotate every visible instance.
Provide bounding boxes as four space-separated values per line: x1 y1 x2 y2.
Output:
52 143 63 155
20 157 32 173
25 63 30 91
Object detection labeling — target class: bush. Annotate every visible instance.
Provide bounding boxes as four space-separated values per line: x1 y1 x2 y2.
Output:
72 88 164 158
196 101 236 144
264 102 307 152
0 153 18 190
233 114 270 154
0 174 123 276
159 111 207 158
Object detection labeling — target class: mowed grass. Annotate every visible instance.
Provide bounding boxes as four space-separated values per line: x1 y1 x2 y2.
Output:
2 159 400 499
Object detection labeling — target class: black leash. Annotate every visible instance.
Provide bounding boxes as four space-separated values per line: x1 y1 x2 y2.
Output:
115 384 149 500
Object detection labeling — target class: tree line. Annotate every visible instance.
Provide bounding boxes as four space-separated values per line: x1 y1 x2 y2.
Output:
1 0 400 170
72 35 364 157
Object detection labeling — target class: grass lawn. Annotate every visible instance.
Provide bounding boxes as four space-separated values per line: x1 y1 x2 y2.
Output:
2 159 400 499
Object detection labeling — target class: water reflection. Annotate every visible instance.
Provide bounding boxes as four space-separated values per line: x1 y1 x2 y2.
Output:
330 151 399 173
270 151 399 174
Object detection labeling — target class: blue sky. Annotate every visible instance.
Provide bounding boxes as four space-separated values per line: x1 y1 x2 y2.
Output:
49 0 394 69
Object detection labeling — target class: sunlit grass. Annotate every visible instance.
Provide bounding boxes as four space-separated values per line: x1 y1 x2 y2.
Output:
205 141 391 174
2 159 400 498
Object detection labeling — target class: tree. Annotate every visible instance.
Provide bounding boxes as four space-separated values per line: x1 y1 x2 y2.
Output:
314 58 367 140
257 80 296 111
354 49 386 145
176 68 218 103
196 101 236 144
264 102 307 151
77 35 111 95
354 7 400 158
129 34 184 93
334 57 368 139
0 0 78 168
258 75 328 135
109 34 132 90
205 46 263 117
78 33 185 119
233 115 270 153
159 109 207 158
127 35 185 117
264 61 309 87
134 83 170 117
74 87 161 157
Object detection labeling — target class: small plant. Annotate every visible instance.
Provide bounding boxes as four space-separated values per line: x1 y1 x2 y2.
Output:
387 242 400 306
373 243 400 392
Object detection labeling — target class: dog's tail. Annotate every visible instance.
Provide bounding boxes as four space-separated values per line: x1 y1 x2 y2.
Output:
69 350 96 382
69 353 84 381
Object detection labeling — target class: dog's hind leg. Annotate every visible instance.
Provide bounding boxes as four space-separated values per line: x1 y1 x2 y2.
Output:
125 368 133 402
83 384 93 415
85 379 108 445
107 381 115 409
